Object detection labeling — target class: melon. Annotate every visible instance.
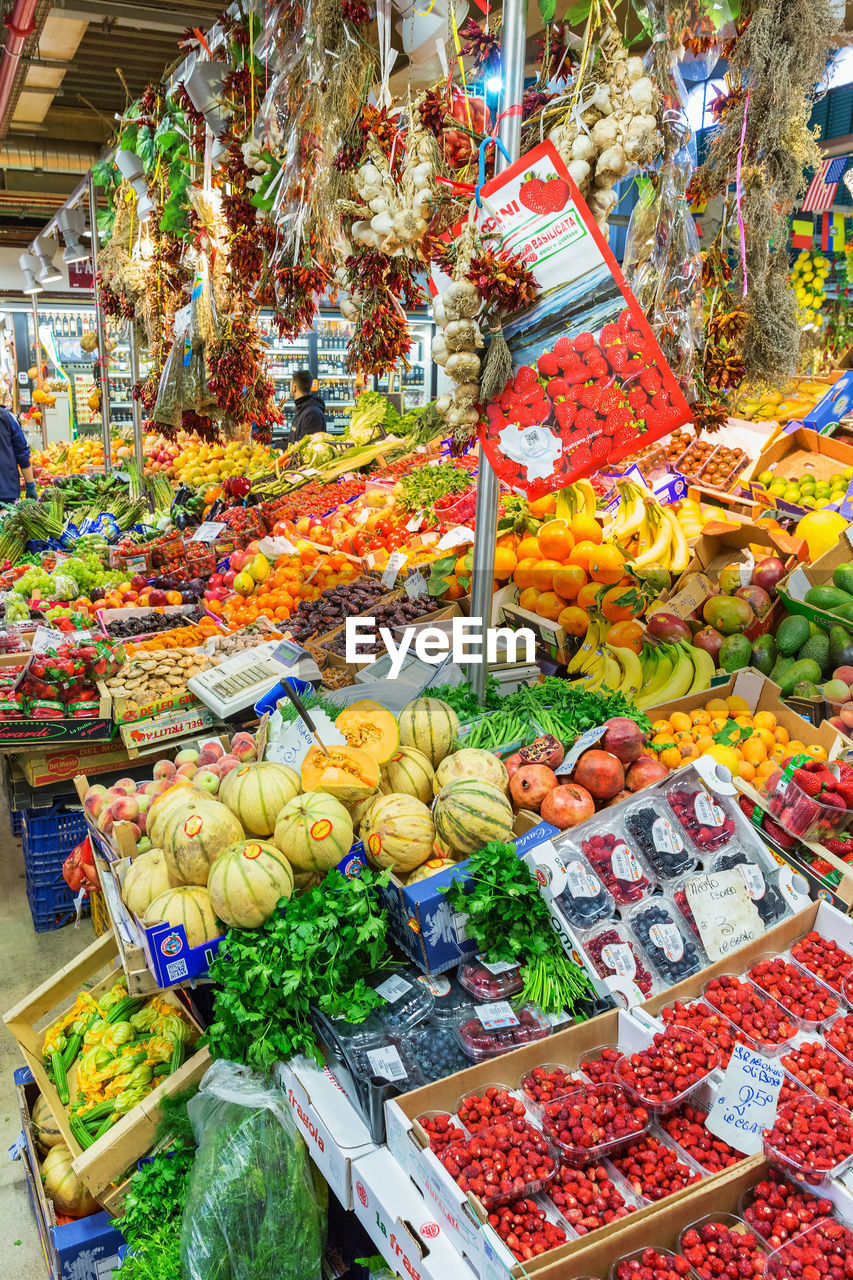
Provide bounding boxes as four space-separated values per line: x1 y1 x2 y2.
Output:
32 1094 63 1152
434 747 509 796
301 744 380 804
433 778 514 855
162 798 245 886
335 700 399 764
361 793 435 873
274 792 354 873
144 885 221 947
122 848 177 916
41 1144 97 1217
219 761 300 837
348 793 380 833
379 747 434 805
208 840 294 929
398 698 459 768
148 783 206 849
406 856 455 885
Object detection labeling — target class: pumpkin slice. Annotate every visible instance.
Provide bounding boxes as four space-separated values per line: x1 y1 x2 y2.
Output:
301 744 380 804
335 700 399 764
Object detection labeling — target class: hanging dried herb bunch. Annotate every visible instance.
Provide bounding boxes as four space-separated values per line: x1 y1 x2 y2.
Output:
693 0 838 387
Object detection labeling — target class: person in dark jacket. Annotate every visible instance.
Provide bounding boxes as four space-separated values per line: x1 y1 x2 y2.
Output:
0 405 36 505
290 370 326 442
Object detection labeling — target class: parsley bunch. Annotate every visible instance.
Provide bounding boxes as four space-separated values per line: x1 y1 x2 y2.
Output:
502 679 651 740
206 869 391 1071
444 842 593 1016
429 677 503 719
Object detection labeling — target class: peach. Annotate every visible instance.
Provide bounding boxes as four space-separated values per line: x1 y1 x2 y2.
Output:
196 749 219 768
830 716 847 733
153 759 177 780
177 762 198 778
175 749 199 766
840 703 853 730
146 779 170 796
97 810 114 835
113 777 138 794
201 739 225 760
125 822 141 842
230 732 256 762
110 795 140 823
834 666 853 687
136 810 147 834
194 769 220 795
217 754 241 777
83 785 108 819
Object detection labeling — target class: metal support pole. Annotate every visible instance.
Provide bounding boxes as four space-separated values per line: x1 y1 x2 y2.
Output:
88 173 113 475
30 294 47 449
127 321 145 474
468 0 528 703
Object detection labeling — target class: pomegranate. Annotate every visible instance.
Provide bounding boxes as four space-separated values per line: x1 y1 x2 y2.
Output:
572 749 625 802
510 765 559 812
519 734 565 769
605 789 632 808
693 627 725 664
601 717 644 765
625 757 670 791
540 783 595 830
504 751 524 780
646 612 692 644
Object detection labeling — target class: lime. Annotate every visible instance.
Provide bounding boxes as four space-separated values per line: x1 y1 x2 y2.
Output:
830 473 846 487
800 479 816 493
769 480 787 496
814 497 833 509
784 485 802 501
757 470 775 487
815 481 831 496
843 467 853 481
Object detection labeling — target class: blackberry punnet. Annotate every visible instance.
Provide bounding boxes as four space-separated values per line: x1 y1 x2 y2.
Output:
624 805 698 878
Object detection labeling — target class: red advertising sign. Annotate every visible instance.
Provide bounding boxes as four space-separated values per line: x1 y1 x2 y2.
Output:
68 260 95 291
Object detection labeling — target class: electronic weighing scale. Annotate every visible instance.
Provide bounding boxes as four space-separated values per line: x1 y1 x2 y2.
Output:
188 639 321 718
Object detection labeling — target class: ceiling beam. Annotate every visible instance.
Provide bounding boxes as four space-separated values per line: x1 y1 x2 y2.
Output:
52 0 214 31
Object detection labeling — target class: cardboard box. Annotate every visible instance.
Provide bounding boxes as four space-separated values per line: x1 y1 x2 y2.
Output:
803 370 853 429
275 1056 377 1210
744 426 853 510
499 599 571 665
13 736 171 788
118 704 220 754
112 687 206 725
2 931 210 1208
0 681 114 753
777 522 853 633
12 1065 125 1280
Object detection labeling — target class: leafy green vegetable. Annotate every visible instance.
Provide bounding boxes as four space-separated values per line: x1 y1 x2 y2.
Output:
429 677 503 718
397 462 471 519
205 869 392 1069
443 842 594 1015
347 391 399 444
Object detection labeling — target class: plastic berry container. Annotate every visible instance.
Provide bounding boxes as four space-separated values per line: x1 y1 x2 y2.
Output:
669 874 703 939
438 1118 558 1208
456 1084 527 1133
660 997 766 1068
577 817 657 906
660 1102 744 1174
486 1195 569 1261
779 1040 853 1111
615 1025 719 1116
608 1131 703 1205
623 799 700 880
552 845 615 930
609 1246 698 1280
763 766 853 843
342 1031 427 1092
416 1110 467 1154
457 957 524 1003
738 1170 837 1249
790 930 853 994
454 1002 551 1063
625 899 706 985
678 1214 769 1280
748 952 841 1030
545 1162 637 1237
763 1095 853 1187
417 973 473 1025
666 783 737 853
404 1018 473 1083
518 1063 580 1117
710 850 789 927
540 1082 651 1168
825 1010 853 1066
367 966 436 1031
577 1042 624 1085
765 1218 853 1279
579 921 659 1000
702 974 798 1054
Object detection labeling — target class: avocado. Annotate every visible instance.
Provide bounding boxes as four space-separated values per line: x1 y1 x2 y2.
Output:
828 623 853 671
778 658 823 697
792 680 822 698
751 633 777 676
804 585 853 612
719 634 752 674
769 655 796 686
797 632 831 674
833 563 853 596
831 602 853 623
776 614 811 656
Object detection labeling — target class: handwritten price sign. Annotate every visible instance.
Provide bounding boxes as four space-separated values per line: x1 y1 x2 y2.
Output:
705 1043 783 1155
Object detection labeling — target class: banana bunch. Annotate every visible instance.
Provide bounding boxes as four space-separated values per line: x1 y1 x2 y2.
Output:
636 640 715 710
565 614 644 699
555 477 598 521
606 481 690 575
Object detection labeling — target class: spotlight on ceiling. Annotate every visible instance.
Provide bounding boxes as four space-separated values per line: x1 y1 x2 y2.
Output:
32 235 62 285
58 207 90 265
18 253 43 295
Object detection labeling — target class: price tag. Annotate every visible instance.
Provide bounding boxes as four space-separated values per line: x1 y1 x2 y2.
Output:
601 942 637 978
648 922 684 961
301 468 320 477
478 956 518 975
31 625 88 653
436 525 475 551
652 816 684 855
611 844 643 883
382 551 408 588
556 724 607 775
191 521 227 543
404 571 428 599
564 860 600 900
265 709 346 770
684 870 763 962
406 513 424 531
365 1044 408 1083
694 791 726 827
705 1042 784 1155
476 1001 519 1031
738 862 766 901
355 508 371 525
375 974 412 1003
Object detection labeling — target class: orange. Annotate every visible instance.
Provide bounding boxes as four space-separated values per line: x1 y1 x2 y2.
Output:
753 710 777 731
558 605 589 637
589 544 626 585
493 546 518 580
553 565 587 600
771 742 791 763
757 759 777 779
709 717 729 734
537 519 575 561
660 746 683 769
737 761 757 782
706 698 729 718
444 576 464 600
535 591 564 621
514 557 539 590
531 559 563 592
754 728 775 750
669 711 692 733
605 619 643 654
774 726 790 745
517 535 541 559
742 739 767 765
652 732 676 746
568 540 601 571
601 585 641 622
651 721 671 734
695 735 715 754
690 709 711 726
735 715 754 730
528 494 557 517
519 587 541 611
726 695 751 718
680 743 701 762
569 513 603 545
496 533 518 552
787 739 807 756
577 581 603 611
674 730 694 744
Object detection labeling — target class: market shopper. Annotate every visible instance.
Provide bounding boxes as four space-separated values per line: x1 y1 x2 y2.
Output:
0 403 36 504
290 371 326 442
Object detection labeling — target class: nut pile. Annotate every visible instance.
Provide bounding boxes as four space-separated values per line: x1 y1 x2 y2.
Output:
791 932 853 994
486 1200 566 1262
763 1097 853 1180
208 624 283 660
680 1222 767 1280
749 957 840 1024
609 1133 700 1202
457 1087 527 1133
418 1113 465 1154
780 1041 853 1109
541 1084 649 1164
616 1026 718 1107
615 1249 693 1280
742 1171 833 1248
546 1163 634 1234
580 1046 623 1084
704 976 797 1048
520 1066 578 1107
661 1105 743 1173
660 1000 745 1068
106 648 210 715
439 1118 557 1206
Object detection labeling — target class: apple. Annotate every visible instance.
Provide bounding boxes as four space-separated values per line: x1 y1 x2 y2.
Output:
209 573 224 589
222 570 237 589
194 769 220 795
136 793 152 814
148 589 167 607
131 574 148 591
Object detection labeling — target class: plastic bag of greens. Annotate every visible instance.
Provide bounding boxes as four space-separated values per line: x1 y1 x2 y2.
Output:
180 1060 326 1280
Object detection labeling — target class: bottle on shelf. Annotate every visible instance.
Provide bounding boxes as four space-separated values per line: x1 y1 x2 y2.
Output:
62 314 70 336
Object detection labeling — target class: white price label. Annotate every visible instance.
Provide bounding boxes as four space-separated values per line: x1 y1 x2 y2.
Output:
406 512 424 532
738 863 766 901
705 1042 783 1155
476 1001 519 1030
648 922 685 961
652 816 684 855
31 625 89 653
375 974 413 1003
404 571 428 599
611 844 643 883
556 724 607 775
191 521 227 543
565 860 599 900
695 791 726 827
436 525 475 551
381 551 408 588
685 870 763 962
600 942 637 978
264 709 346 770
365 1045 408 1083
478 957 518 975
354 508 371 525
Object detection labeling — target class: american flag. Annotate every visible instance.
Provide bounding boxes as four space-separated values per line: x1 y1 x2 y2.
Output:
801 156 850 212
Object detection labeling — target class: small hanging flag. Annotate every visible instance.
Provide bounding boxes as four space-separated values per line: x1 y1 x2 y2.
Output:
792 216 814 249
822 212 847 252
802 156 849 212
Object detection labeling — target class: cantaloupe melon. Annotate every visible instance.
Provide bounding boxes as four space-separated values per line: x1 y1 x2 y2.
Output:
361 793 435 873
122 848 176 917
144 885 221 947
148 782 204 849
433 778 514 855
434 747 509 796
162 798 244 886
398 698 459 767
406 856 455 885
301 745 379 804
207 840 294 928
274 793 353 873
41 1144 97 1217
219 761 300 837
335 700 399 764
379 747 434 804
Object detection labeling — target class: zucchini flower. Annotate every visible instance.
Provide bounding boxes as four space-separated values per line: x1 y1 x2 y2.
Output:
100 983 129 1011
114 1086 149 1115
83 1018 107 1047
129 1006 159 1034
102 1021 133 1055
145 1036 173 1065
154 1013 193 1046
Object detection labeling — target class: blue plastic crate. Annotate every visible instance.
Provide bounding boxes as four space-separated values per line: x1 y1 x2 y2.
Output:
9 806 21 837
22 802 87 880
25 871 88 933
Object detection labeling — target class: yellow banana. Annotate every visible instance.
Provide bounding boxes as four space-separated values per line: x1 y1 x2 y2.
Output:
631 504 672 569
583 647 607 691
574 477 597 518
608 481 646 541
555 486 579 522
663 505 690 575
686 642 715 694
602 652 623 692
567 617 600 673
645 642 696 708
607 643 643 697
638 644 677 709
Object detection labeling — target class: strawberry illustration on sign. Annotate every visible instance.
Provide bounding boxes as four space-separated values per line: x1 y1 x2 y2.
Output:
519 173 571 215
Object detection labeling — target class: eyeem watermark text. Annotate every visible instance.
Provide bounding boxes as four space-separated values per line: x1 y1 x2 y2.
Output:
345 617 536 679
